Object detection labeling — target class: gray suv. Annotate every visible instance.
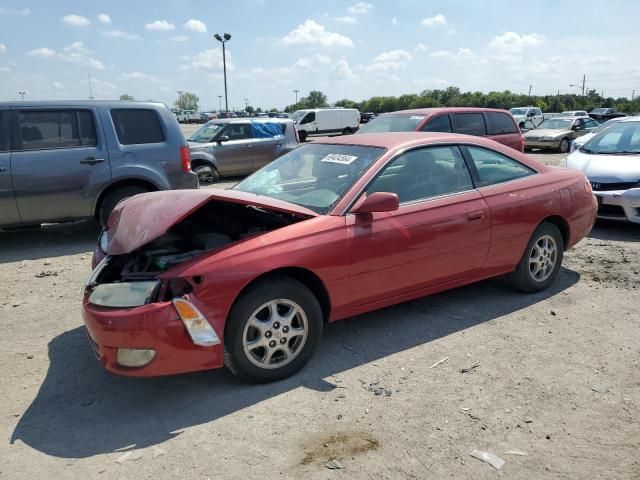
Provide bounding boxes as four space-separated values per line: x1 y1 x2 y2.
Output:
188 118 298 183
0 101 198 227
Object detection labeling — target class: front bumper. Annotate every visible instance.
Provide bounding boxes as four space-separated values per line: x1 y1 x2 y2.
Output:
593 188 640 223
82 296 223 376
524 139 561 149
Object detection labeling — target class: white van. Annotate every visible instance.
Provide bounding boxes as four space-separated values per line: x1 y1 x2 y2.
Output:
291 108 360 141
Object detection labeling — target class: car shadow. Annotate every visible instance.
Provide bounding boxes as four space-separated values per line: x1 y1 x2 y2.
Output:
11 267 579 458
0 220 100 264
589 219 640 243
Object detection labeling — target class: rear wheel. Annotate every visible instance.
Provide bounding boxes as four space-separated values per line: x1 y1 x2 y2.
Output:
559 137 570 153
224 277 323 383
193 164 219 185
342 127 353 135
510 222 563 292
98 186 148 226
298 131 307 142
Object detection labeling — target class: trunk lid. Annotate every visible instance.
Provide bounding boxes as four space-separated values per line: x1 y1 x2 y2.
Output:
107 189 317 255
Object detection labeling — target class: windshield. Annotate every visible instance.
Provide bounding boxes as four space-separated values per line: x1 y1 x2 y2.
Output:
234 143 386 214
289 110 307 122
188 122 225 143
357 114 424 133
510 108 528 115
591 108 607 114
537 118 573 130
593 117 623 134
581 121 640 154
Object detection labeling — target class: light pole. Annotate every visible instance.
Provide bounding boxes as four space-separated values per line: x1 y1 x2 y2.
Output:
244 97 248 111
293 89 299 106
217 95 223 112
214 33 231 114
18 91 26 101
176 90 183 110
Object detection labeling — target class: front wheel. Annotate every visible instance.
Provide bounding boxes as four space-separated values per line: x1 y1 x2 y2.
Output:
224 277 323 383
298 131 307 142
98 186 148 226
342 127 353 135
193 164 219 184
559 137 570 153
510 222 563 292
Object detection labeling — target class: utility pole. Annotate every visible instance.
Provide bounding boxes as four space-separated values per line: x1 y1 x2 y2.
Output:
632 90 635 101
581 74 586 97
18 91 26 101
176 90 183 110
217 95 222 112
528 84 532 98
244 97 248 110
88 73 94 100
214 33 232 113
293 89 300 106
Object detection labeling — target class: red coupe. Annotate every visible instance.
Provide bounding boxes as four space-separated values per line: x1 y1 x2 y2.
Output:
82 132 597 382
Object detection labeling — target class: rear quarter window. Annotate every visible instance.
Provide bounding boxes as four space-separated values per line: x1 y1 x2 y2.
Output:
465 146 535 187
453 113 487 136
486 112 518 135
111 109 165 145
420 114 452 132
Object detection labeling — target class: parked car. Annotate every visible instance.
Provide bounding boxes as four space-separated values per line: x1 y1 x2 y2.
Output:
291 108 360 142
589 108 626 122
570 117 626 152
83 132 596 381
187 118 298 183
0 101 198 228
175 110 202 124
565 117 640 223
560 110 589 117
357 107 524 152
509 107 544 128
361 112 376 123
523 116 598 153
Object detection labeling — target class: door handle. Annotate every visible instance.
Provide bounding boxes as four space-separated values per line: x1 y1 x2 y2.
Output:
0 167 7 172
467 210 485 222
80 156 105 165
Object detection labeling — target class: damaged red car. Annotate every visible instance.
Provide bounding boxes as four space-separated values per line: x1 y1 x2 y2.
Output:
82 132 597 382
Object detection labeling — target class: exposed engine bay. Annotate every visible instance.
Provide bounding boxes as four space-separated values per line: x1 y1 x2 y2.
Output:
87 201 308 306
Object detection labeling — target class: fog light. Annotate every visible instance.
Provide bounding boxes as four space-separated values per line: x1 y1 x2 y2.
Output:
116 348 156 368
173 298 220 346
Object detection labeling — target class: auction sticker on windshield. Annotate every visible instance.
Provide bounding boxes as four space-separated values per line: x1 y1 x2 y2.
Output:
321 154 358 165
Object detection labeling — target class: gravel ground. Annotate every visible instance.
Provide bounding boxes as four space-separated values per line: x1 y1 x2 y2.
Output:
0 125 638 479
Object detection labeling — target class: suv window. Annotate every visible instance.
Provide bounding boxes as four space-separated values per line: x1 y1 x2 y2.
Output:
464 146 535 187
300 112 316 124
367 146 473 203
453 113 486 136
0 112 6 152
486 112 518 135
421 115 452 133
17 109 97 151
111 109 165 145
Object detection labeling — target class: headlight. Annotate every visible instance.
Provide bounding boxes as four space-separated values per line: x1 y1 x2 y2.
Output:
88 281 161 308
98 227 109 254
542 136 557 141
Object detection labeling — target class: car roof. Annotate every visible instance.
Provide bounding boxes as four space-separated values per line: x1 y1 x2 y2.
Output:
380 107 512 116
0 100 166 108
210 118 293 124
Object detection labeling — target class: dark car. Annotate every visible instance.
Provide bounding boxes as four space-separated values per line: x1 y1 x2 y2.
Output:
0 101 198 228
187 118 299 183
361 112 376 123
357 107 524 152
588 108 626 122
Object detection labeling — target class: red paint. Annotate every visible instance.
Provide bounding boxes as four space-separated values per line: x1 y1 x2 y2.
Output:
83 132 597 377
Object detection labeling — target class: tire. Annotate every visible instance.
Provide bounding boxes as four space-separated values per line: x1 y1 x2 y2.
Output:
342 127 353 135
193 164 219 185
298 131 307 142
510 222 564 293
98 186 148 227
224 277 323 383
559 137 570 153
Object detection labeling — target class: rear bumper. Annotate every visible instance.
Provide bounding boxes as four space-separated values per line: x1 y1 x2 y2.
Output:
594 188 640 224
82 298 223 376
171 171 199 190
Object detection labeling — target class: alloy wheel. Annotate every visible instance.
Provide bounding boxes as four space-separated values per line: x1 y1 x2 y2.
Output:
528 234 558 282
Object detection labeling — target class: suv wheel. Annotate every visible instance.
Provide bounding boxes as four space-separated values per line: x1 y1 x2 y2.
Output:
98 186 148 226
342 127 353 135
193 164 219 185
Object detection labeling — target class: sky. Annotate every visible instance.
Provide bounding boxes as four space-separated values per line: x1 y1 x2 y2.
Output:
1 0 639 111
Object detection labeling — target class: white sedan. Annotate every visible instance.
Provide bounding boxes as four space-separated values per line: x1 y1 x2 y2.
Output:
570 117 626 152
565 117 640 223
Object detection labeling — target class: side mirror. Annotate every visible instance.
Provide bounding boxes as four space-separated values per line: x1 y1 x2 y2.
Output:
351 192 400 214
571 125 580 131
218 135 230 143
527 111 535 117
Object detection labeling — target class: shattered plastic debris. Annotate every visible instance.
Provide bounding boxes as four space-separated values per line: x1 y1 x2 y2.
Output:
34 268 63 278
151 447 166 459
592 384 609 394
470 450 505 470
460 362 480 373
429 356 449 369
115 451 143 464
325 459 344 470
503 449 528 456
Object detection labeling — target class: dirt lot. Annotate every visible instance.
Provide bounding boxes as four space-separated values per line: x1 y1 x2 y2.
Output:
1 129 639 479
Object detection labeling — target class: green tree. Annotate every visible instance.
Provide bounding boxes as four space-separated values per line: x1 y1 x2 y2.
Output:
300 90 328 109
174 92 199 111
245 105 255 114
119 93 134 101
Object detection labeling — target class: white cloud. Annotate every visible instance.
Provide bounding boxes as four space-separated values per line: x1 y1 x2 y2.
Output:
392 17 398 27
170 35 189 42
281 20 353 47
421 14 447 27
104 29 140 40
27 47 57 58
294 53 331 68
60 42 105 70
0 43 6 53
457 47 473 58
61 14 91 27
0 7 30 16
416 43 427 52
97 13 111 24
333 58 359 80
121 71 161 83
145 19 175 31
53 81 64 88
91 78 117 93
365 49 412 72
348 2 372 14
183 19 207 33
334 16 357 24
489 32 545 53
181 48 234 71
0 66 11 72
429 50 451 58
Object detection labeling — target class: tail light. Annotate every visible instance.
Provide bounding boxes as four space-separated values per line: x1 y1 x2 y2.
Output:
294 127 300 143
180 146 191 172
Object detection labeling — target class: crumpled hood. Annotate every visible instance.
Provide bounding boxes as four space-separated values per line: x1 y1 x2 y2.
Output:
106 189 317 255
566 150 640 182
524 128 570 138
